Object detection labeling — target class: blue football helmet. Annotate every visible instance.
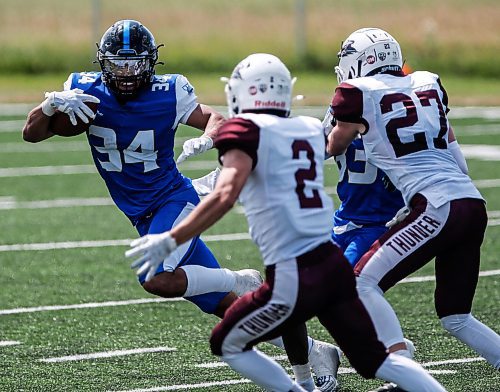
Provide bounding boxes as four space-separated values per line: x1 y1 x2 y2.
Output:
97 20 161 97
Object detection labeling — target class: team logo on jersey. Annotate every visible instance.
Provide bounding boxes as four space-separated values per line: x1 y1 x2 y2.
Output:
366 55 376 64
249 85 257 95
378 52 387 61
339 40 357 57
182 82 194 94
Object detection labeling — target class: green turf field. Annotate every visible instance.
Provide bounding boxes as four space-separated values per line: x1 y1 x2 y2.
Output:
0 109 499 391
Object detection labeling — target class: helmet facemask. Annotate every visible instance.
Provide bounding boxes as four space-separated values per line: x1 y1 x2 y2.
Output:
98 50 157 97
96 20 161 98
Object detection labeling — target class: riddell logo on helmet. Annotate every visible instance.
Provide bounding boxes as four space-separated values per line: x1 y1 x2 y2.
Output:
254 100 286 108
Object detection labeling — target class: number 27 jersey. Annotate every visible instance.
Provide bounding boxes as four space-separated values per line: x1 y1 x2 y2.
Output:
332 71 482 208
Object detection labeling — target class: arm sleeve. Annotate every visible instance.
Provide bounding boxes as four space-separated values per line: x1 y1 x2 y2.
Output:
449 140 468 175
175 74 199 125
215 118 260 169
331 83 364 124
63 73 75 91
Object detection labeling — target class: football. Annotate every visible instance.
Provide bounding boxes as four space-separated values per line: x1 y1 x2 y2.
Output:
49 102 99 137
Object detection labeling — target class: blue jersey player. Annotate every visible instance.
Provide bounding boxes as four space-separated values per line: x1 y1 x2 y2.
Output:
323 107 405 267
22 19 262 317
23 20 341 391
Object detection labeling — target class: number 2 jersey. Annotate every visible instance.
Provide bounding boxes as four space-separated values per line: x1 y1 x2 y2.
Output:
215 113 334 266
332 71 483 208
64 72 198 224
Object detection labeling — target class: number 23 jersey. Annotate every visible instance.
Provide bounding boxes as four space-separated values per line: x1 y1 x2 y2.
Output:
332 71 482 208
215 113 334 266
64 72 198 223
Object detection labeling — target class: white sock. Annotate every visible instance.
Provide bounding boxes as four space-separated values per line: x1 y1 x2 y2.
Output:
180 265 236 297
223 349 304 391
356 275 406 348
375 354 446 392
441 313 500 369
292 363 313 388
266 336 314 354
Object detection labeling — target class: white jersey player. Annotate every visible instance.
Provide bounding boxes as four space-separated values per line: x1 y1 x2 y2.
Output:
327 27 500 374
126 53 445 392
233 113 333 265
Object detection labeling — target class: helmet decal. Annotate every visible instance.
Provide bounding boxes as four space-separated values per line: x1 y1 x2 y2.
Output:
123 20 130 50
339 40 357 58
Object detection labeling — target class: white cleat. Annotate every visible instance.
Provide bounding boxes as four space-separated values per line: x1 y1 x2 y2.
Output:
309 340 342 392
233 269 263 296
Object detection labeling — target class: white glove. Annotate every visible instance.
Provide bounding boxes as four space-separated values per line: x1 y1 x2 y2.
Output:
191 167 221 196
176 135 213 163
385 206 411 228
41 89 100 126
322 105 336 138
125 232 178 282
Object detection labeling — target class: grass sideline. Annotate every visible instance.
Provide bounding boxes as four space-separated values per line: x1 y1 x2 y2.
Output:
0 114 499 391
0 0 499 77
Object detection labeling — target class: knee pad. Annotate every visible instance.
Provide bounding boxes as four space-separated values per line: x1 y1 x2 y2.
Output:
440 313 472 333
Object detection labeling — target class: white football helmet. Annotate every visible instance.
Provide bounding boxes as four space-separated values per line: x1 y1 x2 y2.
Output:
223 53 293 118
335 28 403 84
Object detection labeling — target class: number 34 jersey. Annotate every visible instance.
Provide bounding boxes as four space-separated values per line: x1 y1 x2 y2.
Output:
332 71 483 208
64 72 198 223
215 113 334 266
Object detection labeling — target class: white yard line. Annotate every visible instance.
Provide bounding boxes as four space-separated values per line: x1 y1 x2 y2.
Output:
0 197 114 210
0 141 89 153
0 138 192 152
3 214 500 252
40 347 176 363
0 233 251 252
110 357 484 392
0 341 21 347
109 379 251 392
1 270 498 317
460 145 500 160
0 160 218 178
196 355 474 372
0 164 97 177
0 119 26 132
400 269 500 283
0 298 180 316
423 357 486 367
0 145 499 179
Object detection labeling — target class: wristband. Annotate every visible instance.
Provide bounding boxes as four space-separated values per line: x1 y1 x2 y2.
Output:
41 92 56 117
